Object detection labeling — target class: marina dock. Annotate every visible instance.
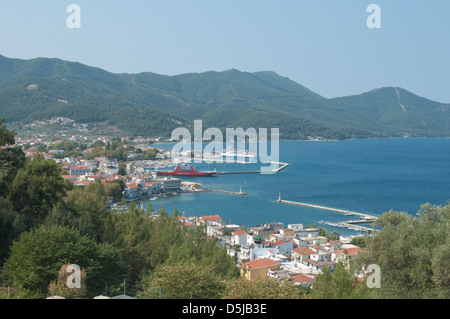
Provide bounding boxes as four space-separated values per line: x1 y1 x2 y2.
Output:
277 196 377 232
318 220 374 233
277 198 376 220
213 161 290 175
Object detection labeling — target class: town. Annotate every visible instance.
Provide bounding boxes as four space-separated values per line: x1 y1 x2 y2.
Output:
12 117 191 202
176 214 363 288
11 117 365 292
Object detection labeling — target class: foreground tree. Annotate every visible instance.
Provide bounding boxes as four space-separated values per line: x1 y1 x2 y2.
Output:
48 263 87 299
355 203 450 299
141 264 226 299
8 154 71 224
2 224 129 298
0 118 26 196
310 263 373 299
64 181 108 241
222 277 306 299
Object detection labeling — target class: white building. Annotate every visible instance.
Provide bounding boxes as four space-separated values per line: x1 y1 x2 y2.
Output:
158 177 181 192
69 165 91 175
231 229 254 247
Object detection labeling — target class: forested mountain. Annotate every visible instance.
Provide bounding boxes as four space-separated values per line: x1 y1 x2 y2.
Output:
1 54 449 139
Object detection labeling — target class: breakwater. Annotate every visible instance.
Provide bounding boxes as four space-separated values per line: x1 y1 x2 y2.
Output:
277 197 376 232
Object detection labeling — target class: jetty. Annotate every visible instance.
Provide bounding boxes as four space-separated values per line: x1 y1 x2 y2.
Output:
277 194 376 232
277 197 376 220
216 171 260 175
318 220 374 233
271 161 290 173
214 161 290 175
207 187 247 195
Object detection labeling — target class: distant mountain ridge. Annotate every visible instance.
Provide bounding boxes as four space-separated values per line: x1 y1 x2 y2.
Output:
1 54 449 139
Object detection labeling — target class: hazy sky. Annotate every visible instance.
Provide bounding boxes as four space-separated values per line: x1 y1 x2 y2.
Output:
1 0 449 102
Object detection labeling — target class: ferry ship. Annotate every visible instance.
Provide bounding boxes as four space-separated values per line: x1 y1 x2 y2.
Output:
210 148 255 158
155 164 217 177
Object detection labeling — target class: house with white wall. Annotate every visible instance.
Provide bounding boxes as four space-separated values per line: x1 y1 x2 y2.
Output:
231 229 254 247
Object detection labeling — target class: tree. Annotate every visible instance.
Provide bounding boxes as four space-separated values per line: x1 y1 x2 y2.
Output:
48 263 87 299
350 236 367 249
64 181 108 241
0 118 26 196
0 200 34 267
355 203 450 299
117 166 126 176
310 263 372 299
105 204 157 280
222 277 305 299
141 264 225 299
104 181 123 200
8 153 71 224
330 231 340 241
2 224 129 299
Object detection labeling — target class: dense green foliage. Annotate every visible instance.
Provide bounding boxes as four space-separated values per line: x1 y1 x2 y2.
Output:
141 264 227 299
355 204 450 299
8 153 71 224
1 224 129 299
2 54 450 140
221 277 306 299
310 263 372 299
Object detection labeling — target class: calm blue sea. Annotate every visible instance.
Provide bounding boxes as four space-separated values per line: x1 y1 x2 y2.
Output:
140 138 450 236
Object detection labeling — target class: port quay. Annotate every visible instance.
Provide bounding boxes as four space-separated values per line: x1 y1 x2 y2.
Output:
277 196 377 233
213 161 290 175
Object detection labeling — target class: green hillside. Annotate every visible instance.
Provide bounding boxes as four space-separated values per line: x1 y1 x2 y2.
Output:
0 54 449 139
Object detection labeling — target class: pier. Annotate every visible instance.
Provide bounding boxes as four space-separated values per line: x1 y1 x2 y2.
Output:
277 195 377 232
213 161 290 175
208 189 247 195
216 171 260 175
277 198 376 220
271 161 290 173
318 220 374 233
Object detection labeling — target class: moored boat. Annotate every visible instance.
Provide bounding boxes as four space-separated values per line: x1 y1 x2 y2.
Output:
155 164 217 177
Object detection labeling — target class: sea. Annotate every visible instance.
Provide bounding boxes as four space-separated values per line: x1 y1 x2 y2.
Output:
138 138 450 237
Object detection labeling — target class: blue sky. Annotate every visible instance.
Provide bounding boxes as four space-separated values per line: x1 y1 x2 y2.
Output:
0 0 449 102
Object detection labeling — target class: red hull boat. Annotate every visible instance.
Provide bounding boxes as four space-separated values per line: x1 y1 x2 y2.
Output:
155 164 217 177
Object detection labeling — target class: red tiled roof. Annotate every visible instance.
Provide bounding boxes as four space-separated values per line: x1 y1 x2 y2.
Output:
273 238 293 246
310 244 323 251
70 166 90 170
292 246 315 255
126 183 139 189
233 229 247 236
62 175 78 179
241 258 279 270
290 274 315 284
333 247 362 256
200 215 222 222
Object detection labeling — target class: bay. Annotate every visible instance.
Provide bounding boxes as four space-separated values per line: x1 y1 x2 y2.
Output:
141 138 450 236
